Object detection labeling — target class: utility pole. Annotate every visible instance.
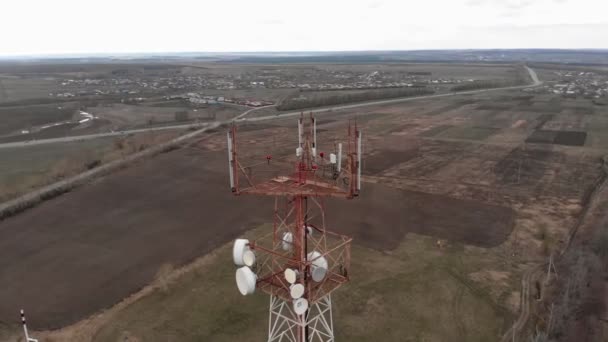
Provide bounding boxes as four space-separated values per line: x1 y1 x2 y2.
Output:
545 253 558 284
20 310 38 342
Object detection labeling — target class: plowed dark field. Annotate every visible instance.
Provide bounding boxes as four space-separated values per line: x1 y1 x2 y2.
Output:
326 183 514 251
0 146 270 329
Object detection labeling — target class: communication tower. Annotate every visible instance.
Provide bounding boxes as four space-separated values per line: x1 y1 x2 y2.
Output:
228 113 362 341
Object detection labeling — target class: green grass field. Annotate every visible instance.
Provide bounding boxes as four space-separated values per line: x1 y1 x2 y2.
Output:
0 138 117 200
91 230 516 342
0 77 58 103
0 102 77 136
0 130 182 202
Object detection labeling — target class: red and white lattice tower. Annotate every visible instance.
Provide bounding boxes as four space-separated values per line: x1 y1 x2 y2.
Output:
228 113 362 342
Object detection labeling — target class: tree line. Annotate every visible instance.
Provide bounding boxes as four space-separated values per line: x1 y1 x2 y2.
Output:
451 65 530 92
299 84 427 92
277 87 434 111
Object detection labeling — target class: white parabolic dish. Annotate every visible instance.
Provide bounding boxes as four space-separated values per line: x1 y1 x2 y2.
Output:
307 251 328 282
293 298 309 315
290 283 305 299
281 232 293 251
236 266 257 295
284 268 298 284
233 239 250 266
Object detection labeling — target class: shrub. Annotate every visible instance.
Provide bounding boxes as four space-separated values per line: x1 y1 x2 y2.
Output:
85 159 101 170
276 87 434 111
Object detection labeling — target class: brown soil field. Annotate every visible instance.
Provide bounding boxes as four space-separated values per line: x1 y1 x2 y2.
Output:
0 146 269 329
364 149 419 175
325 183 514 250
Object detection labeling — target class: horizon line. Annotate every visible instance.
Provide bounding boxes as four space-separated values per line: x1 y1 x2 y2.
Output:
1 48 607 59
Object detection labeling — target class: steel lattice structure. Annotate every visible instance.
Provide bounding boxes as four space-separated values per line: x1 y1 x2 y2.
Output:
228 113 361 342
268 295 334 342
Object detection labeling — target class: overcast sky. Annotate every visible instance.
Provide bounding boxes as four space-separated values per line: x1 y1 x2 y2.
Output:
1 0 606 56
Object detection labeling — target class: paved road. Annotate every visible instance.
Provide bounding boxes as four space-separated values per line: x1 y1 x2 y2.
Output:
0 66 542 150
0 123 213 149
0 106 275 149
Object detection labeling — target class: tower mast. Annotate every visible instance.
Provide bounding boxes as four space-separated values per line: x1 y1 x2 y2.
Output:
229 112 362 342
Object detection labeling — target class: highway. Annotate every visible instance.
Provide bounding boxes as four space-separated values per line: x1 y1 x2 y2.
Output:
244 66 542 123
0 66 542 149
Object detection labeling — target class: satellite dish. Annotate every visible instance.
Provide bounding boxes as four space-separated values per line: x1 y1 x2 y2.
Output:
233 239 250 266
307 251 329 282
290 283 305 299
243 250 256 267
293 298 309 315
305 226 313 236
284 268 299 284
235 266 257 295
281 232 293 251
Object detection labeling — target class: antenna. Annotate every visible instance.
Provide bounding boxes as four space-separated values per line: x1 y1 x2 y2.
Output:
227 131 235 192
312 114 317 160
20 310 38 342
337 142 342 172
298 115 303 147
357 129 362 192
228 113 362 341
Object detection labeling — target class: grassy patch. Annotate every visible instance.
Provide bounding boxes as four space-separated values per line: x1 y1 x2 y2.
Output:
0 102 77 135
0 131 182 202
0 322 19 342
91 233 514 342
0 138 115 201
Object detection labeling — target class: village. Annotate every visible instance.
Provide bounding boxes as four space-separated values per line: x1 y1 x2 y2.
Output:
50 67 480 101
529 69 608 99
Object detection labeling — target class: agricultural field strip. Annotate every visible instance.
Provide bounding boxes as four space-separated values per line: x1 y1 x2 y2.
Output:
0 123 219 219
0 66 542 149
